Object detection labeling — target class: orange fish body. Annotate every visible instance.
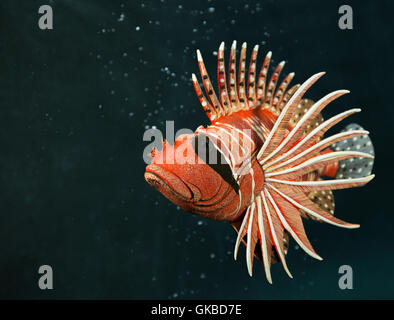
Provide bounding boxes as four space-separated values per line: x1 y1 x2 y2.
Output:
145 41 375 283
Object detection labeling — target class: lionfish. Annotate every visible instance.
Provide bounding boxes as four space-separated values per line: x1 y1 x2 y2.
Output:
144 41 375 283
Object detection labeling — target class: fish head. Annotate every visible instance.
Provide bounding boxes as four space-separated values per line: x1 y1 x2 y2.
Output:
144 133 230 214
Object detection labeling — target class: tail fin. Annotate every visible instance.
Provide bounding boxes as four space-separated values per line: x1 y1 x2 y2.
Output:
332 123 375 179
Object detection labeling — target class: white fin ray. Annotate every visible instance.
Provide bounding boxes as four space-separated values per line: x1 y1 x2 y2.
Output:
261 90 350 165
265 61 285 107
271 72 295 112
234 205 251 260
268 174 375 192
261 191 293 278
247 44 259 107
193 42 297 122
246 202 257 276
217 42 231 114
257 72 326 162
264 108 362 170
192 73 218 121
256 51 272 104
256 196 273 284
268 184 360 228
266 129 369 173
265 189 322 260
266 151 373 179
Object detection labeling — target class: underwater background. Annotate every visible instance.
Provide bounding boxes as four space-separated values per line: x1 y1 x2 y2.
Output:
0 0 392 299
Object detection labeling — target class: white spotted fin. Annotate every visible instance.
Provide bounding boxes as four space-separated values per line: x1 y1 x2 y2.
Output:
300 189 336 220
331 123 375 179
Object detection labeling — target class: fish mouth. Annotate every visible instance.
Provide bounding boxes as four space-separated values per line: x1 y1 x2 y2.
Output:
145 164 194 202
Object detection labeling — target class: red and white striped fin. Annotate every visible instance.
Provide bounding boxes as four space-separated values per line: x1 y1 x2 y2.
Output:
234 205 251 261
257 72 326 162
264 60 285 108
238 42 248 109
191 73 218 121
217 42 231 114
265 189 322 260
266 151 373 180
271 72 295 112
233 203 261 277
264 108 362 170
247 45 259 107
277 84 300 113
267 174 375 192
261 90 350 165
256 51 272 104
268 184 360 228
266 129 369 173
233 191 294 282
245 202 259 276
228 41 239 108
196 49 224 117
261 191 293 279
193 42 297 122
256 195 273 283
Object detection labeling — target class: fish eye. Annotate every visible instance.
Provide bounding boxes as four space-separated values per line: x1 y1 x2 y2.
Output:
192 134 239 193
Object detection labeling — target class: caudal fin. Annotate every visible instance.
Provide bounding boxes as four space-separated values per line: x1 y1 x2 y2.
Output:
332 123 375 179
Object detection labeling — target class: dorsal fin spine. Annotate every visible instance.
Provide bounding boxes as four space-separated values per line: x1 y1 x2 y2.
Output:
191 73 217 121
197 49 223 117
228 41 239 109
217 42 231 115
272 72 295 112
247 45 259 107
238 42 248 109
265 61 285 108
193 42 296 122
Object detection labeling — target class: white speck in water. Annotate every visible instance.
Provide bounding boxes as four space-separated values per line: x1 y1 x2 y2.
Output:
200 273 206 279
118 13 125 22
208 7 215 13
136 26 140 31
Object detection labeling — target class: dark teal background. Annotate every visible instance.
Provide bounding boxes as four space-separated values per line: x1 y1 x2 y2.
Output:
0 0 392 299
